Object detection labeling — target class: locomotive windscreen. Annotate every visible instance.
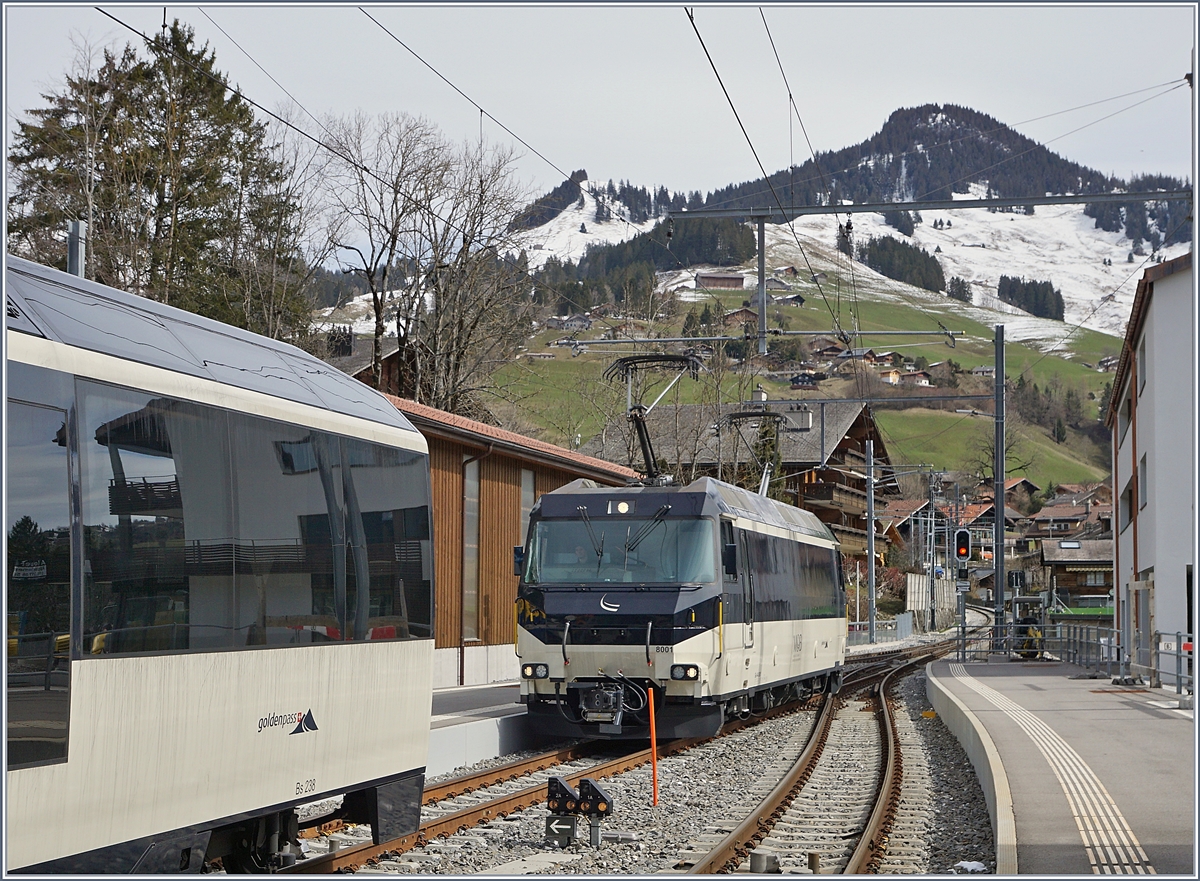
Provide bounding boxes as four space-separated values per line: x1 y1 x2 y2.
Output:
524 517 715 585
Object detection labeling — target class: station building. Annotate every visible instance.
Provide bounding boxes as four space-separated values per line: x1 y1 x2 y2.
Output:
384 396 635 687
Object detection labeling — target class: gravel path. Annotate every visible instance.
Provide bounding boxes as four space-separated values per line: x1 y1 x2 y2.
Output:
347 669 996 875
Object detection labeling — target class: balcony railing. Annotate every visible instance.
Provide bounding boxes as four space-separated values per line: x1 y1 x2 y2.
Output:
108 476 181 515
800 482 868 513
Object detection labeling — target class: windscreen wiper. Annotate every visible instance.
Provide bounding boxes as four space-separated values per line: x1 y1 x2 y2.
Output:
625 505 672 554
577 506 605 573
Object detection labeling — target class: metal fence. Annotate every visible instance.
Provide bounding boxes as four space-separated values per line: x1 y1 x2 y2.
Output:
954 622 1193 697
6 630 70 691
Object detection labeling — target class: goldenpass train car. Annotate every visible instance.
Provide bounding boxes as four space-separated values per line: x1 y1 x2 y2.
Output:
4 257 434 872
514 476 845 740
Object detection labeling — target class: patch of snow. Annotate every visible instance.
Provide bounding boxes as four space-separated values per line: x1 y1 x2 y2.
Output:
514 178 660 270
761 187 1187 348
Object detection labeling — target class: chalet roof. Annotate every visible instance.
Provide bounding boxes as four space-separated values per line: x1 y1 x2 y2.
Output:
325 336 400 379
959 503 993 525
876 499 929 527
1005 477 1041 491
1041 539 1113 565
385 395 637 484
1033 505 1089 522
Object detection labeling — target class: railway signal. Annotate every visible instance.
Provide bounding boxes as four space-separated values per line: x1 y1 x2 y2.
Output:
545 776 615 847
954 529 972 562
545 776 580 846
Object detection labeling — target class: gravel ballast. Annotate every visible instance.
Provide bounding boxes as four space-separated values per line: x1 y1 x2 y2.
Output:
347 668 996 875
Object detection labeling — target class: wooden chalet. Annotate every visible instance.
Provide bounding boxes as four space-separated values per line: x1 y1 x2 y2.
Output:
580 400 894 557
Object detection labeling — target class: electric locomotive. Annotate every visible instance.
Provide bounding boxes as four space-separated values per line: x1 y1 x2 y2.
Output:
514 476 846 740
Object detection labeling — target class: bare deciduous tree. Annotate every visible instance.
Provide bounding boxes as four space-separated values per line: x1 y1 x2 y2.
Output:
322 111 450 389
399 139 535 415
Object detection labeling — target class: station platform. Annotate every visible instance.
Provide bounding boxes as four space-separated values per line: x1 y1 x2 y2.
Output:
926 657 1195 875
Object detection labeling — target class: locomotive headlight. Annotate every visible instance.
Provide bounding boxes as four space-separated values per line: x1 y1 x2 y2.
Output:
522 663 549 679
670 664 700 680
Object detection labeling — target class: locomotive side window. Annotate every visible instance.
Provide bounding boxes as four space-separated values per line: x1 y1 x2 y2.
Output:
6 401 72 768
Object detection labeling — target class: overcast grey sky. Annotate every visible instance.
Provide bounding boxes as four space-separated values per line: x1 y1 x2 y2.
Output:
4 4 1197 199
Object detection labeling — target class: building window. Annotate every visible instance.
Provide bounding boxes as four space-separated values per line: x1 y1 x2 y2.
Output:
520 469 535 545
1084 571 1107 587
1117 389 1133 444
462 457 480 641
1136 338 1146 395
1138 455 1147 509
1119 479 1134 533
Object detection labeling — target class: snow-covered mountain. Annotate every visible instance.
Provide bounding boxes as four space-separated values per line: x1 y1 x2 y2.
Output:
507 179 1188 350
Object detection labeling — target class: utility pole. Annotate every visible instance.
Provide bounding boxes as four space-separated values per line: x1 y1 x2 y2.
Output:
757 217 767 356
928 473 937 631
994 325 1007 634
855 561 861 626
867 439 876 644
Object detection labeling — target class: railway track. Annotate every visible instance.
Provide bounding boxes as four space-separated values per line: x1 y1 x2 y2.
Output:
283 695 821 873
283 635 974 874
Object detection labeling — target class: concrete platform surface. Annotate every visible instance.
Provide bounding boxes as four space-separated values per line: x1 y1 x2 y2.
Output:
431 681 521 726
929 658 1195 876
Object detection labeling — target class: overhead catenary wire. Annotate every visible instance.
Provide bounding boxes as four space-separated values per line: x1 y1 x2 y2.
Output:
359 6 713 299
758 6 878 407
1017 211 1195 380
98 5 705 368
685 6 847 343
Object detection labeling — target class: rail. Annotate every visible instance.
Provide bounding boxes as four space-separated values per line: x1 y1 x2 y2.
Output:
684 648 943 874
285 698 815 873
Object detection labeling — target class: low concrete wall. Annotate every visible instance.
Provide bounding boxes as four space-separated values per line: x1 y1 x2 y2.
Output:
432 645 520 688
425 712 540 778
925 662 1018 875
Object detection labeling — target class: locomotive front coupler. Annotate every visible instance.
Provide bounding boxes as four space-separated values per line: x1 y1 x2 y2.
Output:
579 682 625 734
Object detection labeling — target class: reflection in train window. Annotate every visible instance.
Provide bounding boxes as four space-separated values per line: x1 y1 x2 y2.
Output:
7 400 72 768
77 379 433 654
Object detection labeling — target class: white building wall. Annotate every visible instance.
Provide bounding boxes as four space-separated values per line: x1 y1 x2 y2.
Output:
1115 262 1194 642
1141 267 1194 637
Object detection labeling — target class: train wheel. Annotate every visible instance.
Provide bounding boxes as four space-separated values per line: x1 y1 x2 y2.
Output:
826 670 842 695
